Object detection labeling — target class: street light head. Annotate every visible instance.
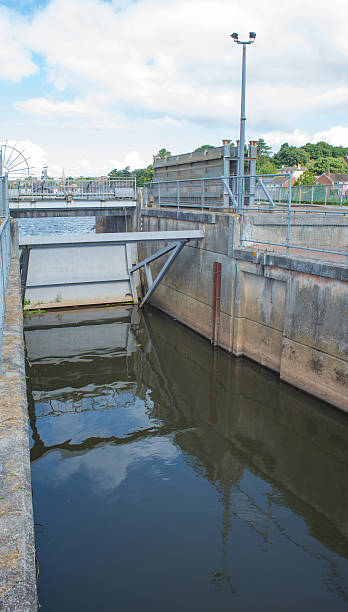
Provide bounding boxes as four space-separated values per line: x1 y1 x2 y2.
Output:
249 31 256 40
231 32 239 41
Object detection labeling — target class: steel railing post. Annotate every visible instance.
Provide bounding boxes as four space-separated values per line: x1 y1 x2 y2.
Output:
340 185 344 207
286 175 292 257
177 181 180 210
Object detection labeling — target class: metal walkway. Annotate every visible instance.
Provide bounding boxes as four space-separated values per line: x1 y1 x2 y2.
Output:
20 231 204 309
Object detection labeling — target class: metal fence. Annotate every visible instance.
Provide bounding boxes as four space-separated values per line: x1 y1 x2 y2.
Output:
143 174 348 263
255 182 348 207
8 177 137 201
143 174 292 210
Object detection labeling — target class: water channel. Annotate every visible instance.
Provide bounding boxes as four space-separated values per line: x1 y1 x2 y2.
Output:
21 217 348 611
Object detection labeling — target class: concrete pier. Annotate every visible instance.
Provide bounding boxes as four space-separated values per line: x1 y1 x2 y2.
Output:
0 221 37 611
139 208 348 412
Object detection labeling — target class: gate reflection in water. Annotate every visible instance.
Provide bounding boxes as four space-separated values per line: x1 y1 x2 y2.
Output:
25 306 348 612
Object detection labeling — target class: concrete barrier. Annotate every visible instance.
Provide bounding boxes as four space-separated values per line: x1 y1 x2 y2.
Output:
0 221 37 611
139 208 348 413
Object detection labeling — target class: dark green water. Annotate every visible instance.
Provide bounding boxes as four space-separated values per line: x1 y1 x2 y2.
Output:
25 306 348 612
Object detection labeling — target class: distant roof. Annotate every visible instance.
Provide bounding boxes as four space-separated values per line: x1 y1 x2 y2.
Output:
330 173 348 182
262 175 290 186
316 173 348 182
280 166 307 172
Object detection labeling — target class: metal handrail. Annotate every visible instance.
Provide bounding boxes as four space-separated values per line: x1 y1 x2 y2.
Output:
143 173 348 263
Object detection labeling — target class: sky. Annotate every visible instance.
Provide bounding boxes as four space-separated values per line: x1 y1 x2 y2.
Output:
1 0 348 176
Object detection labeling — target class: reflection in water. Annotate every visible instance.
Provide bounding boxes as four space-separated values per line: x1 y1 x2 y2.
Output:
26 306 348 612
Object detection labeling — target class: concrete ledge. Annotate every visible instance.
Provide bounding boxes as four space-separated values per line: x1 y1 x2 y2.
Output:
142 207 216 224
234 248 348 281
0 220 37 611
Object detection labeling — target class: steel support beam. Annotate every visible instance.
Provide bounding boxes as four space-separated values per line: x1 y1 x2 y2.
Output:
130 240 187 308
20 246 30 306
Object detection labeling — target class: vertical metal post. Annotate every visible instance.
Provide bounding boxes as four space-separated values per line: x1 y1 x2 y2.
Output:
299 186 301 205
324 185 328 207
311 185 314 207
177 180 180 209
223 139 231 207
340 184 344 207
286 175 291 257
201 178 204 211
4 174 8 217
158 182 161 208
238 43 247 209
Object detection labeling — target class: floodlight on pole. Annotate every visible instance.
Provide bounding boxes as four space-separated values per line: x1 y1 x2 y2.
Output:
231 31 256 207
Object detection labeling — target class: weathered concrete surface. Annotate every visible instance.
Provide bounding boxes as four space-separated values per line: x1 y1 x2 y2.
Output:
140 209 348 412
95 209 135 233
0 220 37 611
243 210 348 253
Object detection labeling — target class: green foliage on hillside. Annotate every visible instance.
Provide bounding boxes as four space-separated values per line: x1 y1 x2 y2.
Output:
257 139 348 178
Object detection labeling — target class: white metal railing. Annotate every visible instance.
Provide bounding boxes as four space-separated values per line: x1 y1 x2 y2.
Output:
8 177 137 201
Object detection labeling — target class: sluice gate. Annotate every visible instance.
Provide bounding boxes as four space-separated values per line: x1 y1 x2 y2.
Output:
19 230 204 309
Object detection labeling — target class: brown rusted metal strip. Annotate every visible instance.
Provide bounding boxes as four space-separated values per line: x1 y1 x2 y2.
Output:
212 261 222 345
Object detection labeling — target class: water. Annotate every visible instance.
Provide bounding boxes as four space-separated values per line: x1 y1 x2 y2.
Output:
18 216 95 236
25 306 348 612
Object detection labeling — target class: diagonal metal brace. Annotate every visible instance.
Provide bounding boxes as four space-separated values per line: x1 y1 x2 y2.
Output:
256 177 275 208
130 240 187 308
222 178 238 208
20 246 30 306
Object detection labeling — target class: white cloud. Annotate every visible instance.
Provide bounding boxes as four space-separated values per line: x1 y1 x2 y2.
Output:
7 0 347 131
108 150 149 171
1 0 348 173
0 7 37 81
313 126 348 147
259 129 309 150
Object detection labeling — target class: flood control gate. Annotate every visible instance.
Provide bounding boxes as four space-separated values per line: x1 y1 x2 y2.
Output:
19 231 204 309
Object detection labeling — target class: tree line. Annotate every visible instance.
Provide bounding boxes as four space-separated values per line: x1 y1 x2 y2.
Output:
256 139 348 184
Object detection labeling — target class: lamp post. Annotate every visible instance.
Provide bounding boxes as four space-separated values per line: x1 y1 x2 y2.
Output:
231 31 256 207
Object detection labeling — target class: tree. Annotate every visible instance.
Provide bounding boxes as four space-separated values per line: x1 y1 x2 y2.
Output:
108 166 132 178
156 148 172 158
257 138 272 157
309 156 348 175
294 170 317 185
194 145 215 152
132 164 153 186
273 143 310 168
256 157 278 175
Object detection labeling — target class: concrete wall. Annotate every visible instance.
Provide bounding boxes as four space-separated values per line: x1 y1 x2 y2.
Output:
243 211 348 252
140 208 348 413
0 220 37 611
